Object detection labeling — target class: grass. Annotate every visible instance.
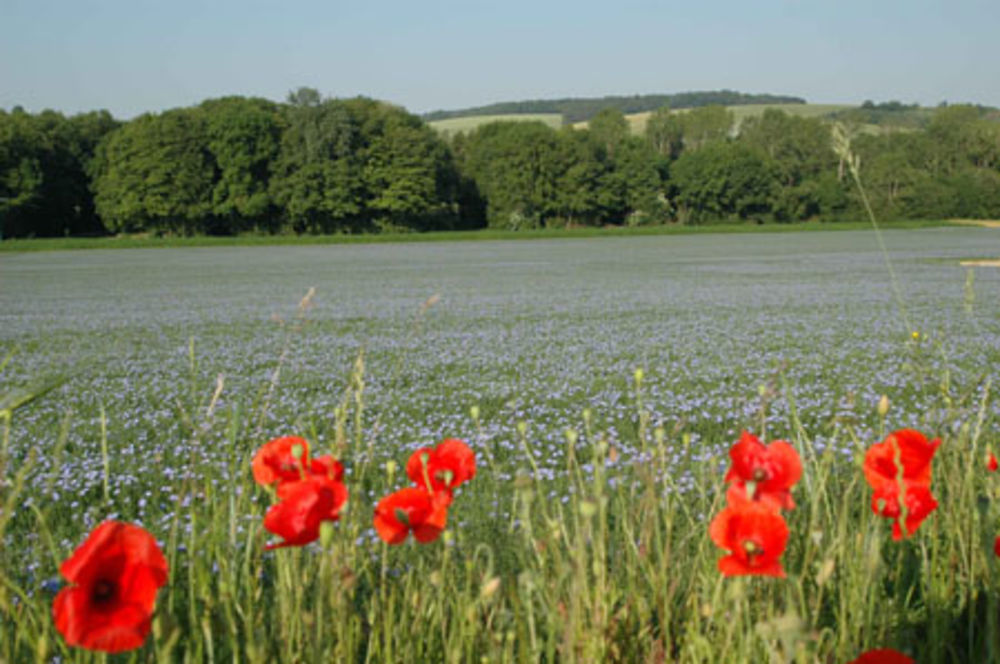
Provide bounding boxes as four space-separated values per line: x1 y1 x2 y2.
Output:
1 227 999 661
427 113 563 136
0 219 954 253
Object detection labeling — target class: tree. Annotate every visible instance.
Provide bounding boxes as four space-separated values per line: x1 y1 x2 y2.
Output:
356 100 459 231
679 105 734 151
670 142 778 223
0 108 117 237
91 108 214 234
460 121 564 229
739 110 839 220
269 99 364 233
644 106 684 160
587 108 629 157
200 97 284 233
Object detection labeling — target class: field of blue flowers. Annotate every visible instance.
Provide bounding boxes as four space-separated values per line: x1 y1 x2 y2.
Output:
1 227 998 661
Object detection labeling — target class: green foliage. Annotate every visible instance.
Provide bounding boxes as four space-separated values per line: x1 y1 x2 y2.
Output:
269 99 365 233
460 122 564 229
0 108 117 238
423 90 806 124
644 105 684 160
2 97 999 238
91 108 215 234
679 105 735 151
671 142 779 223
740 110 844 221
201 97 284 233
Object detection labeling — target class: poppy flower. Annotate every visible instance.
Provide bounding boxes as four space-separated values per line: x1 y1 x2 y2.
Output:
987 453 998 473
993 535 1000 558
848 648 915 664
310 454 345 481
252 436 311 487
406 438 476 493
263 475 348 550
52 521 168 653
708 493 790 578
373 487 452 545
871 483 938 540
724 431 801 510
863 429 940 494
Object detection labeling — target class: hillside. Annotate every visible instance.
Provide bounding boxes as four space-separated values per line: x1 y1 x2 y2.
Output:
422 90 805 124
428 113 563 136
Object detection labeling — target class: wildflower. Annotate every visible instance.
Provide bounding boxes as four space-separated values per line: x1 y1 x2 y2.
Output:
373 487 452 545
263 475 348 550
406 438 476 493
994 535 1000 558
863 429 940 494
986 452 998 473
724 431 801 510
849 648 915 664
863 429 940 538
310 454 345 481
53 521 168 653
252 436 311 487
708 492 789 578
871 482 938 540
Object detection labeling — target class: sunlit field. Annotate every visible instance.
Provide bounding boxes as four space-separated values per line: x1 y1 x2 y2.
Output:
2 227 999 662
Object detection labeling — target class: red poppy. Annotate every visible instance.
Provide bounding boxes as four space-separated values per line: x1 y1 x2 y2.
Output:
310 454 345 481
871 483 938 540
52 521 168 653
848 648 915 664
263 475 348 550
252 436 311 487
406 438 476 493
863 429 940 493
708 493 790 578
987 453 998 473
373 487 452 545
994 535 1000 558
724 431 801 510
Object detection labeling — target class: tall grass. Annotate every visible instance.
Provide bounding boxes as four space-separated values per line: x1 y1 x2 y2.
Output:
0 310 996 662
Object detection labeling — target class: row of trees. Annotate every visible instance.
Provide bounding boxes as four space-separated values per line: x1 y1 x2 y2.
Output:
3 91 999 238
422 90 806 124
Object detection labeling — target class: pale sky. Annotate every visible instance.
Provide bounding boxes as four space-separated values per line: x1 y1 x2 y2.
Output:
2 0 998 118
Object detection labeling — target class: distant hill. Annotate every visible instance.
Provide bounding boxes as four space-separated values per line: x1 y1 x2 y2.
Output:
422 90 806 124
428 113 563 137
604 103 857 134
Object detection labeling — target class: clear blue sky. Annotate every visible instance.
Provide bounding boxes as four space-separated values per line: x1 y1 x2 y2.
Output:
2 0 998 118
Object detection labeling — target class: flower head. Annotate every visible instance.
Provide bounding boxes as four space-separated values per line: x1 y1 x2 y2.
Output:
53 521 168 653
263 475 348 550
724 431 801 510
987 452 998 473
871 482 938 540
849 648 915 664
863 429 940 493
406 438 476 493
252 436 311 487
374 487 452 545
709 493 789 578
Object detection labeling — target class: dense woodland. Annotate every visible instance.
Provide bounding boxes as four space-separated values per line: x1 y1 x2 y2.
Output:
2 88 999 238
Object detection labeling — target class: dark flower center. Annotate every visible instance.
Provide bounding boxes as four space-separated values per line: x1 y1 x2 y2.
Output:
742 539 763 563
91 579 117 605
752 468 768 482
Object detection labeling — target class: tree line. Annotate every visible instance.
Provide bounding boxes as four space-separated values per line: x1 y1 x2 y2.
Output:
2 89 999 238
422 90 806 124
